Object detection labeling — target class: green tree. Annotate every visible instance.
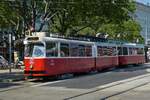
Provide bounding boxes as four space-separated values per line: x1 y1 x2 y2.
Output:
98 20 144 43
77 0 134 31
0 1 20 30
121 20 144 43
51 0 136 36
0 0 139 40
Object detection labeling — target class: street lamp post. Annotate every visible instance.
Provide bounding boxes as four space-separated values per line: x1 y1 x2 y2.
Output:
145 2 150 45
9 33 12 73
145 15 148 45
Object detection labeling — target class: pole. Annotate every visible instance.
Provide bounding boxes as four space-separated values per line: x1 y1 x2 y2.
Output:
9 33 12 73
146 16 148 45
22 0 26 37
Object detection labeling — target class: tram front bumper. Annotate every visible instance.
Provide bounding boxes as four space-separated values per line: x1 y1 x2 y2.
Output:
24 70 47 77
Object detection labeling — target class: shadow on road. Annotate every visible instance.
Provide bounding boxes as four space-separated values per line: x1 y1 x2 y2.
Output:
113 64 150 72
0 82 21 89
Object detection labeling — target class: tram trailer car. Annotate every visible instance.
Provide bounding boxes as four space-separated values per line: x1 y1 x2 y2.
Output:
24 36 145 78
118 43 145 65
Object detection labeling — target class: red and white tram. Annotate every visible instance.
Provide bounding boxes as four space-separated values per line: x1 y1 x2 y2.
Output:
24 35 145 78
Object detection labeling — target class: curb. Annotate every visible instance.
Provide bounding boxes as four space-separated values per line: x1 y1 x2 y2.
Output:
0 77 25 83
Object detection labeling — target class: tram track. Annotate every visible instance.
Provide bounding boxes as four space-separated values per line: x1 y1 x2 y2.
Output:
100 82 149 100
64 73 150 100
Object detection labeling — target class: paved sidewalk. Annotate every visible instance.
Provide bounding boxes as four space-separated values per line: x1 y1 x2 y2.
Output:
0 69 24 82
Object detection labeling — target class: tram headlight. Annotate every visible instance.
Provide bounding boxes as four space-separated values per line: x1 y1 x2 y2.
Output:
30 65 33 69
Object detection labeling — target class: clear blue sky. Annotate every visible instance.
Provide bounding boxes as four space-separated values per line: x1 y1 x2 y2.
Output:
136 0 150 4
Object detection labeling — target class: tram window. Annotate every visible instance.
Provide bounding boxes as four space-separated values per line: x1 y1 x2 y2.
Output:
97 46 103 56
70 44 79 57
107 47 114 56
79 45 86 57
25 43 45 57
112 47 117 56
85 46 92 56
133 48 137 55
129 48 133 55
137 48 144 55
60 43 69 57
107 47 111 56
46 42 58 57
123 47 128 55
117 47 122 55
97 46 108 56
103 47 108 56
33 45 45 57
25 44 33 57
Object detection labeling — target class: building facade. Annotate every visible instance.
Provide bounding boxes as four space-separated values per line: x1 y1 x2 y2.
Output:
135 2 150 44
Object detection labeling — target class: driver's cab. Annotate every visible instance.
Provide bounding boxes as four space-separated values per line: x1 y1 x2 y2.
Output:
24 42 45 58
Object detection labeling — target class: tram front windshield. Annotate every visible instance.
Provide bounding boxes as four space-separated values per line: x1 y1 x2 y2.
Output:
25 43 45 57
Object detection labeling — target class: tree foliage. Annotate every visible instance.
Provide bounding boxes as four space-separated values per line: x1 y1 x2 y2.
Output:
50 0 136 36
0 0 144 43
0 1 20 29
98 20 144 43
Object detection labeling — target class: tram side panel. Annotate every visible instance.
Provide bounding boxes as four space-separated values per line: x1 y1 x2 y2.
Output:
96 56 119 70
67 58 95 73
118 44 145 66
119 55 145 65
45 58 69 76
24 57 95 77
95 46 119 70
44 58 95 76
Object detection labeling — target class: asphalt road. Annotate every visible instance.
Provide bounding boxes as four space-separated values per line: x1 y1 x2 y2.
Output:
0 64 150 100
45 67 148 89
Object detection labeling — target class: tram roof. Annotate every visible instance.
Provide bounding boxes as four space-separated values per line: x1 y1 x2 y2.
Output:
94 42 117 47
24 35 144 48
123 43 144 48
41 37 123 46
40 37 95 45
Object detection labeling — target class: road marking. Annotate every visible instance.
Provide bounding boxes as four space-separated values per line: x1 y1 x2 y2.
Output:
31 79 68 87
146 68 150 72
